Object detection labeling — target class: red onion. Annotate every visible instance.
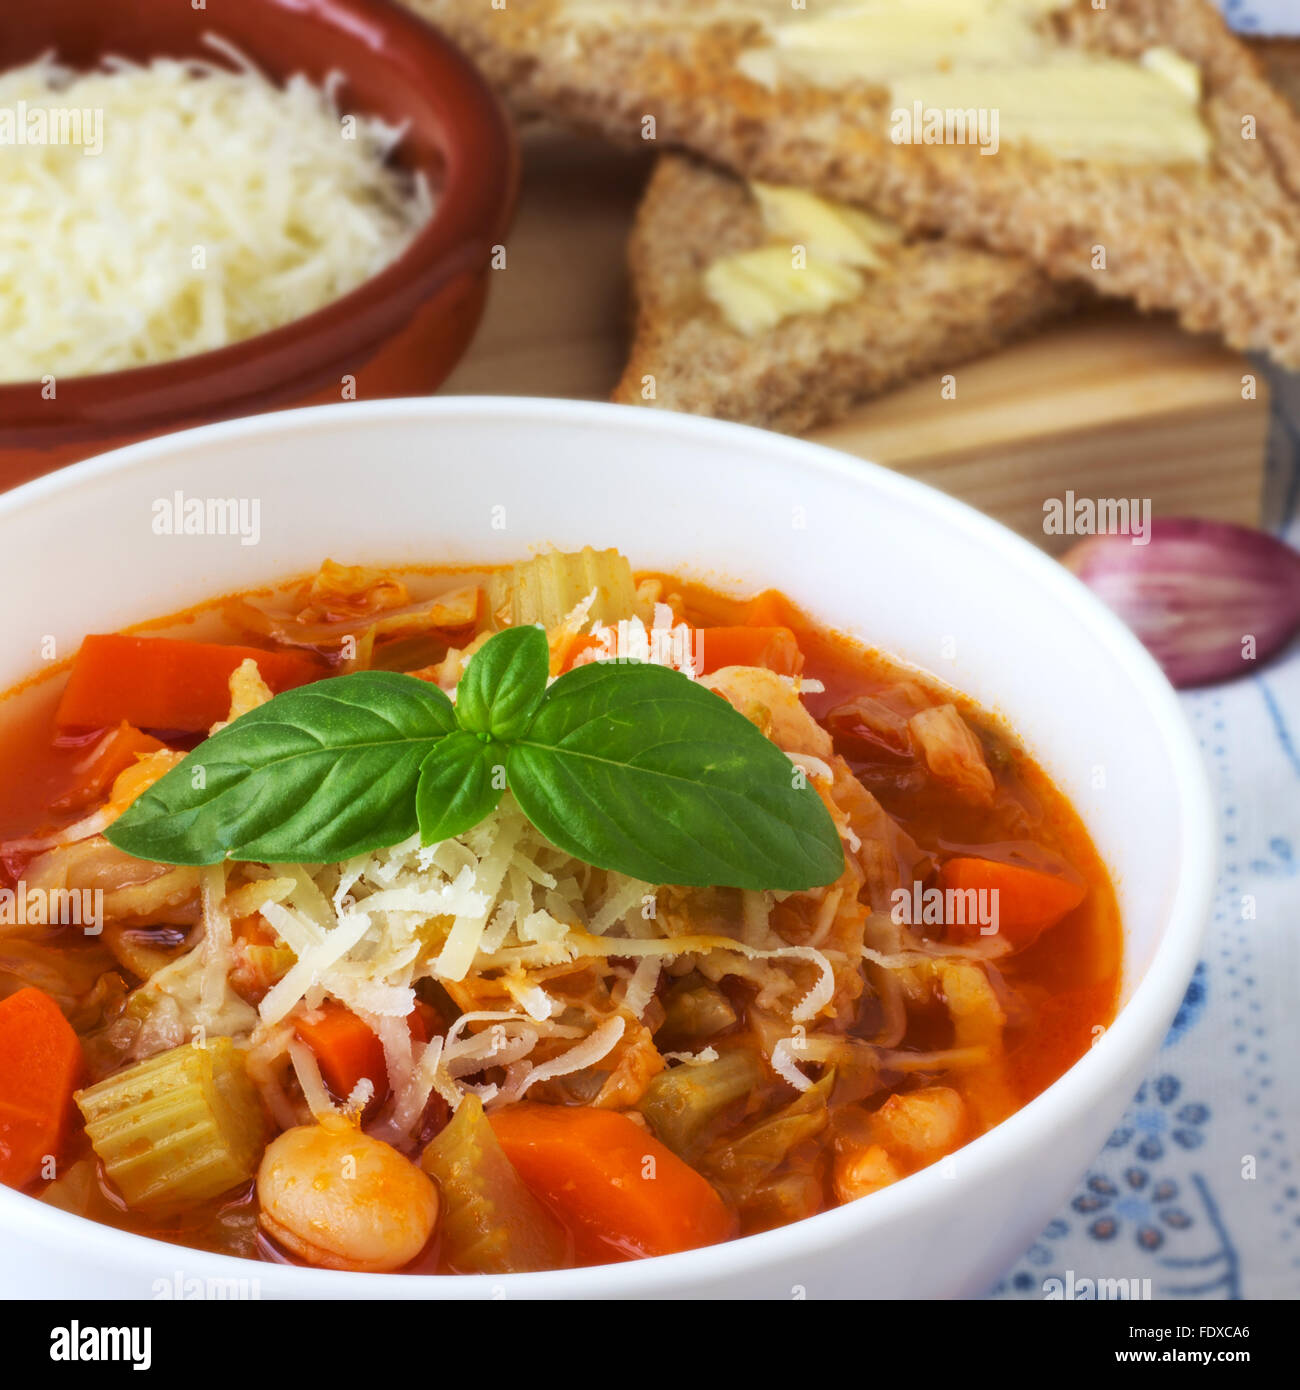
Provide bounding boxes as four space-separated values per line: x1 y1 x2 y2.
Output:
1063 518 1300 688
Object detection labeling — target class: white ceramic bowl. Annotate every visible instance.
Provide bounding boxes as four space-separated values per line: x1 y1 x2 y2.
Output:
0 398 1214 1300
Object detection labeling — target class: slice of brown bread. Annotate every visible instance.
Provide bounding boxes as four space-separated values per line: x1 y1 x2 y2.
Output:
409 0 1300 366
613 153 1077 432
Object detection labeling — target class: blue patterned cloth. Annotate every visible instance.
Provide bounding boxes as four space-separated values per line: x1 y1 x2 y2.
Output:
992 6 1300 1291
989 378 1300 1301
1219 0 1300 35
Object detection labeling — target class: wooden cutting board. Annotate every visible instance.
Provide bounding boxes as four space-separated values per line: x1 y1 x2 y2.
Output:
441 129 1269 553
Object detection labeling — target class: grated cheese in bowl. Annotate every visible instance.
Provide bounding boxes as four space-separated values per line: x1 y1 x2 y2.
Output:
0 39 434 382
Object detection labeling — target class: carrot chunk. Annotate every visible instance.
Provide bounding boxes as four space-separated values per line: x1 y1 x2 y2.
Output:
52 721 166 811
295 1001 437 1104
742 590 800 629
55 634 325 733
0 987 84 1188
558 633 606 674
939 857 1087 949
489 1103 736 1259
696 626 803 677
295 1002 387 1102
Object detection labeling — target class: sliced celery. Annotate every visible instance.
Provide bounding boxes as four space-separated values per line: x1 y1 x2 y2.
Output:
639 1049 763 1157
486 548 637 630
656 976 738 1051
420 1095 568 1274
75 1038 268 1212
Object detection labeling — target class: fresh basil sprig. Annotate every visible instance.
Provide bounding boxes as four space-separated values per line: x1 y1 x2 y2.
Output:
106 626 845 891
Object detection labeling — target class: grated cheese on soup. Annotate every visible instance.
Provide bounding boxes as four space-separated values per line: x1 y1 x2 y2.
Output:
205 796 840 1138
0 42 433 382
115 619 855 1139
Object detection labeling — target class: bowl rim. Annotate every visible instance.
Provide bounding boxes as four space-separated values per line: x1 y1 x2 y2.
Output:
0 397 1217 1297
0 0 517 437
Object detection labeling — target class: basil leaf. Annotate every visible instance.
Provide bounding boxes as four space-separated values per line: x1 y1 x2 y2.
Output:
505 661 845 890
455 624 549 741
417 730 505 844
105 672 456 865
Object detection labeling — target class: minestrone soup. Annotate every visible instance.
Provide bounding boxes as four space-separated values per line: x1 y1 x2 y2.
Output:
0 550 1119 1272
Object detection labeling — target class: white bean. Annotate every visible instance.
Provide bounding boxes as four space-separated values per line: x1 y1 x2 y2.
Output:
257 1119 438 1273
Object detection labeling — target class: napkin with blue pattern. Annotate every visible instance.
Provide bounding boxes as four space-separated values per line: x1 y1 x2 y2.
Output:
990 610 1300 1299
990 0 1300 1279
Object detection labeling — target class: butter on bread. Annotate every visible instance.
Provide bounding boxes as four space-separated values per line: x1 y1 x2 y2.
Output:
408 0 1300 367
612 154 1077 433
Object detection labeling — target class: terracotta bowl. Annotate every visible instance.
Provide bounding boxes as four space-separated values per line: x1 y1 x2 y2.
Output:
0 0 517 490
